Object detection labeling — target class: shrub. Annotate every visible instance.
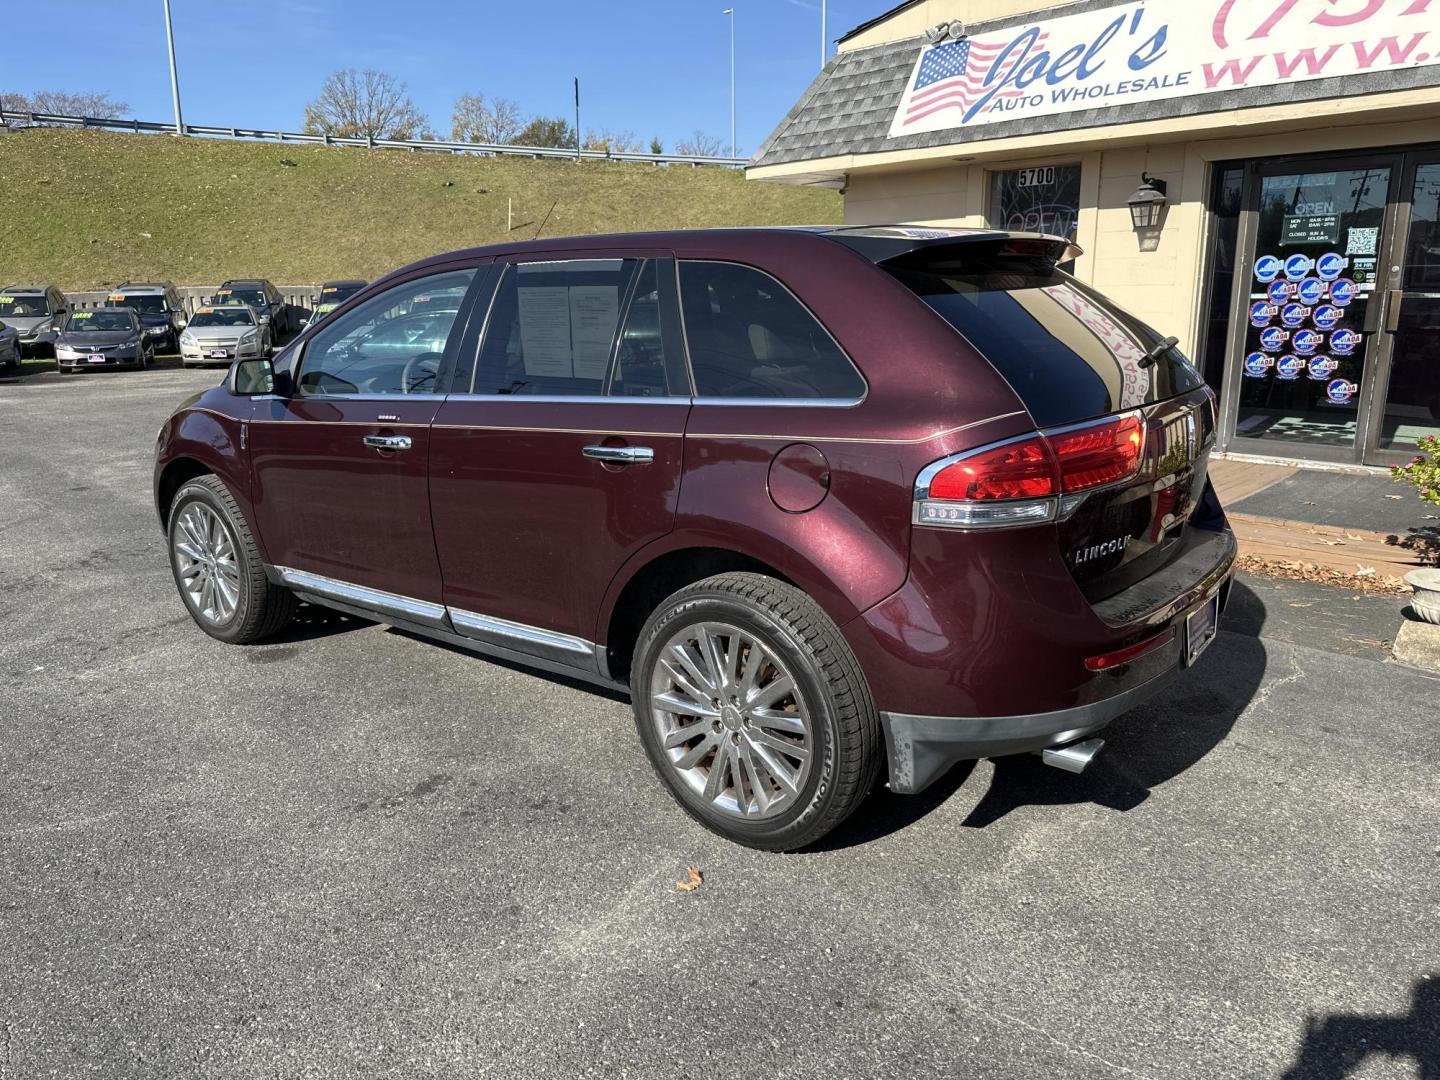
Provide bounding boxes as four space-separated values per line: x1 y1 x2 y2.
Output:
1391 434 1440 508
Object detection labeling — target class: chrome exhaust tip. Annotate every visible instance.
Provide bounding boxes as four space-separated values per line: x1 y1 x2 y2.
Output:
1040 737 1105 774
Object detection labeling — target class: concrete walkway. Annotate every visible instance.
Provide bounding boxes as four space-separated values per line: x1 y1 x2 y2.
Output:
1211 458 1432 586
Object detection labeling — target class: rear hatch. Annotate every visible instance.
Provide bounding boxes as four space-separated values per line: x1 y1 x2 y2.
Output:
844 231 1216 603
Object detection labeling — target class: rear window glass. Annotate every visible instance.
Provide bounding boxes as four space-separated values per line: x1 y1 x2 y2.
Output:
190 307 255 327
0 294 50 317
887 255 1203 427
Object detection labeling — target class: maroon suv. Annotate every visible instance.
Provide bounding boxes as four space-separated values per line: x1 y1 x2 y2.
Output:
155 227 1234 850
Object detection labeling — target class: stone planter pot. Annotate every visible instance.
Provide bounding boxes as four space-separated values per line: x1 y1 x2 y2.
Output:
1406 568 1440 625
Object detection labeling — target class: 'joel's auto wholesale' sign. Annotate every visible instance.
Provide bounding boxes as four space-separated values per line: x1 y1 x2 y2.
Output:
889 0 1437 137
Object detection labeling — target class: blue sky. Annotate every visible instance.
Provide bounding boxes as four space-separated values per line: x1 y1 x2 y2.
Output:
8 0 891 154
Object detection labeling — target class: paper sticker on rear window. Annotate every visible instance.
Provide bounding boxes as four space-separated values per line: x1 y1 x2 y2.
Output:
197 307 213 314
216 289 232 296
73 311 93 319
108 293 126 301
322 287 338 293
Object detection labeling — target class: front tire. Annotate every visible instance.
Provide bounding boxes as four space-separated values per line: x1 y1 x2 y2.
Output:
631 572 881 851
168 475 295 644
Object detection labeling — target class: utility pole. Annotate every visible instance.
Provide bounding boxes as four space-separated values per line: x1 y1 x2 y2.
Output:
163 0 185 135
723 8 736 159
574 77 581 162
821 0 827 68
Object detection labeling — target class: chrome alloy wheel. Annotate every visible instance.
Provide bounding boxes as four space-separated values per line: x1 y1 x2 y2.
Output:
650 621 813 820
173 503 241 625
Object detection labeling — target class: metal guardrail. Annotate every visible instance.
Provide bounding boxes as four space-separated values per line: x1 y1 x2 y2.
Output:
0 109 747 168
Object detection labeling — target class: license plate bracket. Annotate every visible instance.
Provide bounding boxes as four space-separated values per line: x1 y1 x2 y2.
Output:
87 355 106 364
207 349 230 359
1184 593 1221 666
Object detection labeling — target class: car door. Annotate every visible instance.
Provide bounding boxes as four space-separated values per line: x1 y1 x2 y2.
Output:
429 252 691 672
247 263 485 620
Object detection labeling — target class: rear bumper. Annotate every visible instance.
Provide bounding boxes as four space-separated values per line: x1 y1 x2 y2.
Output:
852 524 1237 794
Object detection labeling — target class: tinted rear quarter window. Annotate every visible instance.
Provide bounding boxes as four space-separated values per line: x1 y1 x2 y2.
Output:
887 254 1203 427
678 261 865 401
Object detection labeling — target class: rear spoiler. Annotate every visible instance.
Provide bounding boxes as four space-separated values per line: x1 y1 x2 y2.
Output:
825 226 1083 268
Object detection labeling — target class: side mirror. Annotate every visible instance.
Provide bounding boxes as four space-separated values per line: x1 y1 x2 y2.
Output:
231 356 276 396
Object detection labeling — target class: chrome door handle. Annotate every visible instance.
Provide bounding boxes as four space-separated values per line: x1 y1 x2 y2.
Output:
363 434 413 451
582 445 654 465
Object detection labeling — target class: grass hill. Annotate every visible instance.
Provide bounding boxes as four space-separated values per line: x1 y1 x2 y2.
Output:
1 128 840 289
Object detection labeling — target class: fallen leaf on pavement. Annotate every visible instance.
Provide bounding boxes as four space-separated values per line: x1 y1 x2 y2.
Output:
675 868 703 892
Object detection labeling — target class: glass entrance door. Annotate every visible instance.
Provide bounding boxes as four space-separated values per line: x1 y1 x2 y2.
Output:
1374 155 1440 457
1230 159 1398 461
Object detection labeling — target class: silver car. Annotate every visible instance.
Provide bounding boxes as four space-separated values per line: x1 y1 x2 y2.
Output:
0 285 68 358
179 304 269 367
54 308 153 373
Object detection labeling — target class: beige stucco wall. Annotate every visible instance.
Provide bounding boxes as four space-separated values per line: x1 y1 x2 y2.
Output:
840 0 1056 51
836 109 1440 357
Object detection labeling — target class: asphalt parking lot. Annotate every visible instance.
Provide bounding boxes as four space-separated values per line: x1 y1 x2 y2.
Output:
2 365 1437 1079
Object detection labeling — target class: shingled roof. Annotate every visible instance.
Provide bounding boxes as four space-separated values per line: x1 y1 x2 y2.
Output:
750 0 1440 174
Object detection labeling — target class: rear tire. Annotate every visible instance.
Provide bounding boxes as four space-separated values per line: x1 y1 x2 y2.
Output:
168 475 295 644
630 572 881 852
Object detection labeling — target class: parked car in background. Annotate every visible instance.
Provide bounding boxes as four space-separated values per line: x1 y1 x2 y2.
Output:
154 227 1234 850
0 285 69 357
105 282 185 352
56 308 153 372
214 279 292 340
180 305 269 367
0 319 20 368
312 279 367 320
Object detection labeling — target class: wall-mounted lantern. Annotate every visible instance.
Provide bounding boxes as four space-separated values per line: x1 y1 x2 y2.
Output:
1127 173 1169 231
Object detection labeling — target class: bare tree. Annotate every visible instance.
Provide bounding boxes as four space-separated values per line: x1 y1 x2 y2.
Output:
450 94 525 145
2 90 130 123
302 69 427 140
583 129 641 155
675 130 726 157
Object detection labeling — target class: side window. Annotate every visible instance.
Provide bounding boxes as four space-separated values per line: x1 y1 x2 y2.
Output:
297 268 476 396
678 261 865 401
473 259 639 396
611 260 672 398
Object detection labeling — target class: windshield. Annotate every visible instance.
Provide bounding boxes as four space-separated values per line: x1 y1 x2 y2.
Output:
66 311 135 333
217 288 269 309
886 253 1204 427
0 294 50 317
320 284 363 304
189 307 255 328
107 293 168 315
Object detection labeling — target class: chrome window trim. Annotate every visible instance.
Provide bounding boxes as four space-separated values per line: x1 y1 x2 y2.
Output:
675 258 870 407
444 393 692 405
274 566 449 628
690 396 865 410
271 392 450 403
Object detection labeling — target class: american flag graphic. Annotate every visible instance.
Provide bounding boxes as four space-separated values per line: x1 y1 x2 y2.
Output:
902 33 1049 127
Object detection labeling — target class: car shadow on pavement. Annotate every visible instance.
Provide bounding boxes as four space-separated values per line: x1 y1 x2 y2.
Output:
1280 975 1440 1079
384 627 631 704
818 579 1272 849
262 602 376 644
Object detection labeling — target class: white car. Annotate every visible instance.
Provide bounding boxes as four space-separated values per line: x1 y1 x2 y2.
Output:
179 305 270 367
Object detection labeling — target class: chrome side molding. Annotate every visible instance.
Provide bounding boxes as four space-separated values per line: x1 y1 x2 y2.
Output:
268 564 601 672
447 607 599 671
273 566 449 629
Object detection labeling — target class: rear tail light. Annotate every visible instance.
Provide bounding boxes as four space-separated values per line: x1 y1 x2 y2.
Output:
915 412 1145 530
1084 627 1175 671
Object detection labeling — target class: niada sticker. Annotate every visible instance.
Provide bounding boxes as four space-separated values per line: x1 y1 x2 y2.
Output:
1329 279 1358 307
1267 280 1295 304
1326 378 1359 405
1296 278 1325 305
1259 327 1289 352
1284 254 1314 282
1307 356 1339 381
1276 355 1305 381
1330 328 1362 355
1312 304 1343 331
1250 302 1278 327
1244 353 1274 378
1255 255 1283 284
1292 329 1322 355
1316 253 1346 281
1281 303 1309 328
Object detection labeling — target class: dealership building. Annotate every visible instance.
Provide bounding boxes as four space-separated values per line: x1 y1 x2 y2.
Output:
749 0 1440 469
